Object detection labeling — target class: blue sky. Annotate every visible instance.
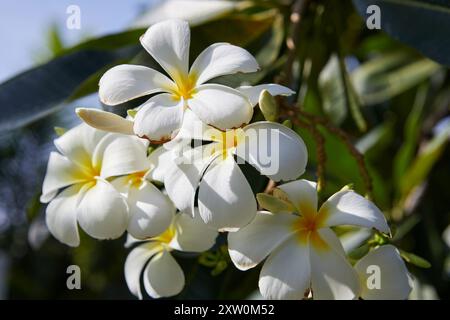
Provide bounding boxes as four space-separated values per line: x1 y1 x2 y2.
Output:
0 0 158 82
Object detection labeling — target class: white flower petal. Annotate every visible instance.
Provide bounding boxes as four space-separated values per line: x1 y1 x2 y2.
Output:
95 134 150 179
198 157 257 231
317 228 346 256
189 84 253 130
77 179 129 240
45 184 82 247
146 145 175 183
140 19 190 83
237 84 295 107
133 94 184 142
54 123 106 170
228 211 299 270
41 152 90 203
320 190 390 234
99 64 175 105
355 245 413 300
124 242 162 299
164 146 213 216
143 250 185 298
190 43 259 85
235 122 308 181
169 212 218 252
175 108 218 141
76 108 135 135
276 180 317 214
125 233 146 248
126 181 175 239
259 236 311 300
310 241 360 300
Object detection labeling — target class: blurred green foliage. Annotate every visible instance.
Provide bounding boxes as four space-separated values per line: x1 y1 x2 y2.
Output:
0 0 449 299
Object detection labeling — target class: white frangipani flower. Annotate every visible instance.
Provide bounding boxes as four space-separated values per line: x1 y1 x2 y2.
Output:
163 110 308 231
41 123 173 246
228 179 390 299
78 19 286 143
355 244 413 300
124 212 218 299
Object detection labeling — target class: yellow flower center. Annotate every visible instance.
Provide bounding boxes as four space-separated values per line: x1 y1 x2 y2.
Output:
171 73 198 101
124 171 146 188
292 206 329 251
209 128 245 160
151 224 176 245
77 160 101 185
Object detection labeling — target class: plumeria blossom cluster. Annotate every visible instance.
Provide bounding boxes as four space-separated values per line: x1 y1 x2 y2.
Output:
41 19 413 299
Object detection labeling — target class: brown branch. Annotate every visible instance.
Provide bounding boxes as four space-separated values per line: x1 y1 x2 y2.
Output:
279 0 310 87
284 109 327 192
282 104 373 197
264 179 277 194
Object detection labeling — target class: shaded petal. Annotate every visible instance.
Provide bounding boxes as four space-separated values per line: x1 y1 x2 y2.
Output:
45 184 82 247
259 236 311 300
164 146 214 216
310 241 360 300
124 242 162 299
133 93 184 142
190 43 259 85
355 245 413 300
237 84 295 107
228 211 299 270
96 134 150 178
41 152 90 203
189 84 253 130
126 181 175 239
99 64 175 105
140 19 190 83
175 108 218 141
54 123 106 170
169 212 218 252
276 180 317 215
198 157 257 231
77 179 129 240
317 228 346 256
143 250 185 298
235 122 307 181
146 145 176 183
320 190 390 234
76 108 134 135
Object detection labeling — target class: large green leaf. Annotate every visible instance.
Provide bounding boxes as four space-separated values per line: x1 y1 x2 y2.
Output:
351 52 440 105
0 27 146 133
399 119 450 202
0 46 140 133
353 0 450 66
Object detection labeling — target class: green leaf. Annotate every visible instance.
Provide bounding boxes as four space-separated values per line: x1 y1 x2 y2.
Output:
393 84 428 186
348 243 371 260
351 52 440 105
0 46 140 133
256 193 294 213
294 124 367 195
400 120 450 201
209 11 282 87
399 249 432 268
53 126 67 137
319 54 365 130
353 0 450 66
282 119 292 129
319 55 349 126
258 90 279 121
